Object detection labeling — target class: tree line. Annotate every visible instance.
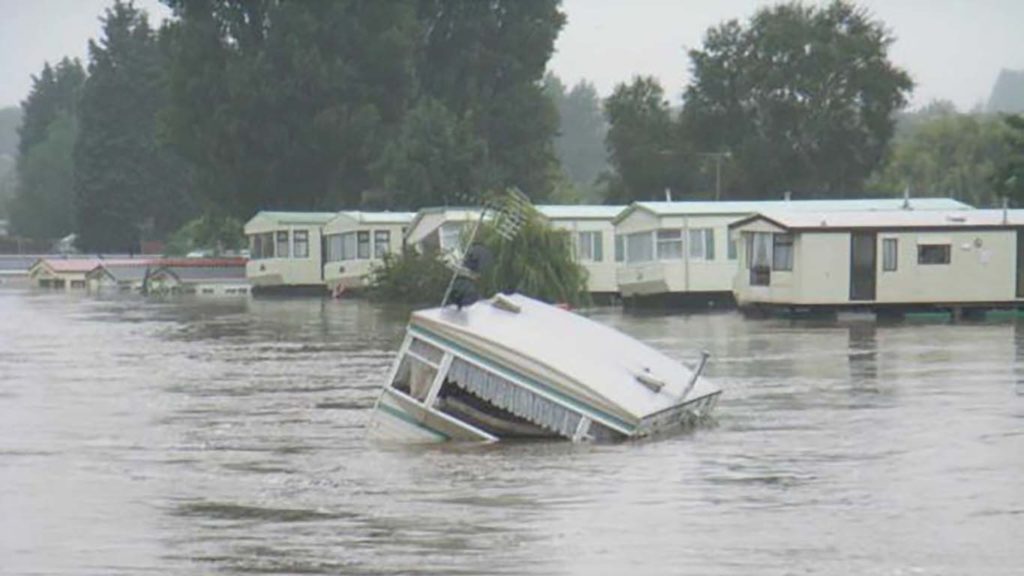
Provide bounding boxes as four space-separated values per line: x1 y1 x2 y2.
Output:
4 0 1024 252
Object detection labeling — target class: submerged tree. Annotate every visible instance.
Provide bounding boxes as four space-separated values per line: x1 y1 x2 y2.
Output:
681 0 913 198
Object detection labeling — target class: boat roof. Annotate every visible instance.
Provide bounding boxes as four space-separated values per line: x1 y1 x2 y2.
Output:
614 197 973 223
730 209 1024 232
537 205 626 220
409 294 719 427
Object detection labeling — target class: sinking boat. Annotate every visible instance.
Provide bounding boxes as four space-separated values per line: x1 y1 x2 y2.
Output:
368 293 721 442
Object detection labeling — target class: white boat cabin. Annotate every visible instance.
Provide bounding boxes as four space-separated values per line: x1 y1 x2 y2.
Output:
369 294 720 443
731 209 1024 310
613 198 972 303
537 205 625 295
322 211 415 292
244 211 336 290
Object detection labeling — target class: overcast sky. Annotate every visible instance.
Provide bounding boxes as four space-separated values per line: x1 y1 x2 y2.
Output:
1 0 1022 111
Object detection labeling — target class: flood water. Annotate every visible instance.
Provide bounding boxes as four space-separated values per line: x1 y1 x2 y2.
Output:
1 289 1022 575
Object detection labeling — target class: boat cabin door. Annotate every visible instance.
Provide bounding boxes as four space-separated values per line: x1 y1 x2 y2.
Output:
850 232 877 301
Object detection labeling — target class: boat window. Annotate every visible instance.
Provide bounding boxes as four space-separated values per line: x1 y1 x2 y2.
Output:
391 354 437 403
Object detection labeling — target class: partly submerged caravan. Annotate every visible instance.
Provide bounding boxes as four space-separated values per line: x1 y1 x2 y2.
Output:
368 293 720 442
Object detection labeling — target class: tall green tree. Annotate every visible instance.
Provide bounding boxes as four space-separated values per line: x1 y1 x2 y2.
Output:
163 0 421 217
17 58 85 158
10 113 77 239
544 74 608 201
681 0 913 198
868 106 1009 206
162 0 565 216
416 0 565 203
372 97 491 209
9 59 85 238
995 114 1024 205
604 76 692 203
75 0 194 252
0 106 21 157
0 106 19 217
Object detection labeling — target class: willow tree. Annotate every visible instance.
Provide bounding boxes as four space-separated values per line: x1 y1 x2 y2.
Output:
476 210 590 307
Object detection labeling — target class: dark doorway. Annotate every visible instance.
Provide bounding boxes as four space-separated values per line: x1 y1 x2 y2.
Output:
850 232 877 301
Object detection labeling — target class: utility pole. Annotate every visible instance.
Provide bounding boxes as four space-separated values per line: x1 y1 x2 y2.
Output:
699 151 731 200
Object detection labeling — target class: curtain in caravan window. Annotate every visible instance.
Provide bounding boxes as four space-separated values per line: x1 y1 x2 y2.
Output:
263 233 275 258
688 229 715 259
627 232 654 262
325 234 343 262
251 235 262 259
373 230 391 258
293 230 309 258
751 233 772 268
772 234 793 271
656 230 682 260
341 232 357 260
276 231 290 258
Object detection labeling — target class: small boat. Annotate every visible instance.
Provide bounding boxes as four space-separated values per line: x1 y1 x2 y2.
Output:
368 293 721 442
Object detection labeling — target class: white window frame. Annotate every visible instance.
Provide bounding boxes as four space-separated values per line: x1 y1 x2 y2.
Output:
656 229 683 261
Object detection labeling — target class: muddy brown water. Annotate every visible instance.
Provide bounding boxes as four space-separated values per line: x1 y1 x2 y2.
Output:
1 289 1022 575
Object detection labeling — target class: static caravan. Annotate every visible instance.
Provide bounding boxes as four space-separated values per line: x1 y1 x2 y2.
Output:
613 198 972 306
30 258 105 290
731 209 1024 313
405 208 483 259
0 256 41 288
147 259 249 296
322 211 416 292
244 211 336 293
537 205 625 296
86 262 151 292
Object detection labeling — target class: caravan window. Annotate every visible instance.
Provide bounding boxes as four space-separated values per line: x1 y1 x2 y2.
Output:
627 232 654 263
293 230 309 258
374 230 391 258
918 244 950 265
615 235 624 262
656 230 682 260
391 338 444 403
689 229 715 260
357 231 371 259
772 234 793 271
276 231 290 258
577 231 603 262
263 233 275 258
882 238 898 271
440 223 463 252
251 235 262 259
325 234 342 262
748 232 772 285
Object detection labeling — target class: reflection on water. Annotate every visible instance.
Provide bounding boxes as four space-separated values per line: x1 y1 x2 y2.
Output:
1 290 1022 575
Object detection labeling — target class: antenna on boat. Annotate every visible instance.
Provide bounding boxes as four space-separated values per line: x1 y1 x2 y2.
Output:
441 188 534 308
